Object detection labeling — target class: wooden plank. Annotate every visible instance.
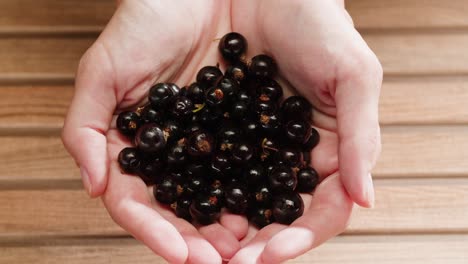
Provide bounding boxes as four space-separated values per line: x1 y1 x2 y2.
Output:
0 189 123 237
0 136 79 182
349 179 468 234
0 0 113 29
0 85 72 130
1 33 467 79
380 77 468 125
1 126 467 182
348 0 468 29
365 32 468 75
1 179 468 236
1 235 467 264
0 37 94 76
374 126 468 178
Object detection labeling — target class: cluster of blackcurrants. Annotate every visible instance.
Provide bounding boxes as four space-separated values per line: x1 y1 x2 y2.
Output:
117 32 320 228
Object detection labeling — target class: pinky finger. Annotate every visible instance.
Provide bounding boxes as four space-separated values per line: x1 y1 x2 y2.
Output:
260 173 353 263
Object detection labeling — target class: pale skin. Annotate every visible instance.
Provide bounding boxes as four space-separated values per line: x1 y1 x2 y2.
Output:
62 0 382 263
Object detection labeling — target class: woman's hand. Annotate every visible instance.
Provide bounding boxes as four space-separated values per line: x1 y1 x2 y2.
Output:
62 1 249 263
229 0 382 262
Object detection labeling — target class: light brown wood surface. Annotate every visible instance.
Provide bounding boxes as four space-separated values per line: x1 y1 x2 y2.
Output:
0 0 467 263
1 235 467 264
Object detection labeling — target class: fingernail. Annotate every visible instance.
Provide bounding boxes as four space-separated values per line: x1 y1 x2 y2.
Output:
366 173 375 208
80 166 93 196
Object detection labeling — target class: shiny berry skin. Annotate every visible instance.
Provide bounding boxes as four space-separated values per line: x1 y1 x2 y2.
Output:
218 32 247 62
169 96 194 119
272 192 304 224
242 119 261 140
248 207 274 228
285 120 312 145
225 62 248 83
149 83 174 109
217 124 242 152
185 175 207 196
296 167 319 193
210 153 232 179
225 184 249 214
303 127 320 151
185 162 207 178
269 165 298 192
281 96 312 121
277 148 302 168
171 196 192 221
167 83 181 96
196 66 223 89
138 155 166 184
237 90 252 104
154 177 178 204
140 105 163 124
186 82 206 104
135 124 166 153
257 79 283 102
190 194 222 225
232 142 255 165
166 142 187 168
187 130 215 158
184 122 203 135
253 100 277 115
118 147 141 174
251 185 273 206
230 101 249 121
116 111 141 137
244 164 266 189
249 54 277 79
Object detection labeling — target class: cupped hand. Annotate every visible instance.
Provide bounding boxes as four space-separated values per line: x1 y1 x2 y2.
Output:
62 1 249 263
229 0 382 263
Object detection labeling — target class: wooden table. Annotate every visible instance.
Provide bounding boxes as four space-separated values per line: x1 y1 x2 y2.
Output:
0 1 467 263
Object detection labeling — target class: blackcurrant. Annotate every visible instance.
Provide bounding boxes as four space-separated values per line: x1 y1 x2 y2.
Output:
296 167 319 193
118 147 141 174
281 96 312 121
218 32 247 62
135 124 166 153
250 54 277 79
116 111 141 137
272 192 304 224
196 66 223 89
269 165 298 192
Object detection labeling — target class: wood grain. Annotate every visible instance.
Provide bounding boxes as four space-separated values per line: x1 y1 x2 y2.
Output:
1 179 468 237
1 33 468 79
380 77 468 125
0 136 79 182
0 37 94 76
1 235 467 264
374 126 468 178
0 85 72 130
365 32 468 75
0 0 113 29
0 189 124 237
348 0 468 29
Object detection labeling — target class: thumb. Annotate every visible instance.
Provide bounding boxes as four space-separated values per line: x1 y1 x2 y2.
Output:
62 43 117 197
335 47 383 208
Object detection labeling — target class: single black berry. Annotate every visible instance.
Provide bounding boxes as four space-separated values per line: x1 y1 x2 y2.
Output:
296 167 319 193
269 165 298 192
218 32 247 62
257 79 283 102
169 96 194 119
285 120 312 145
225 62 248 84
248 207 274 228
190 194 222 225
232 142 255 165
135 124 166 153
118 147 141 174
149 83 174 109
272 192 304 224
186 82 206 104
140 105 163 124
281 96 312 121
116 111 141 137
171 196 192 221
154 177 178 204
196 66 223 89
250 54 277 79
187 130 215 158
225 184 249 214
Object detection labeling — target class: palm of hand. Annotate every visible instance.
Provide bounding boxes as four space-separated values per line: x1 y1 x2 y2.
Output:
65 0 381 263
